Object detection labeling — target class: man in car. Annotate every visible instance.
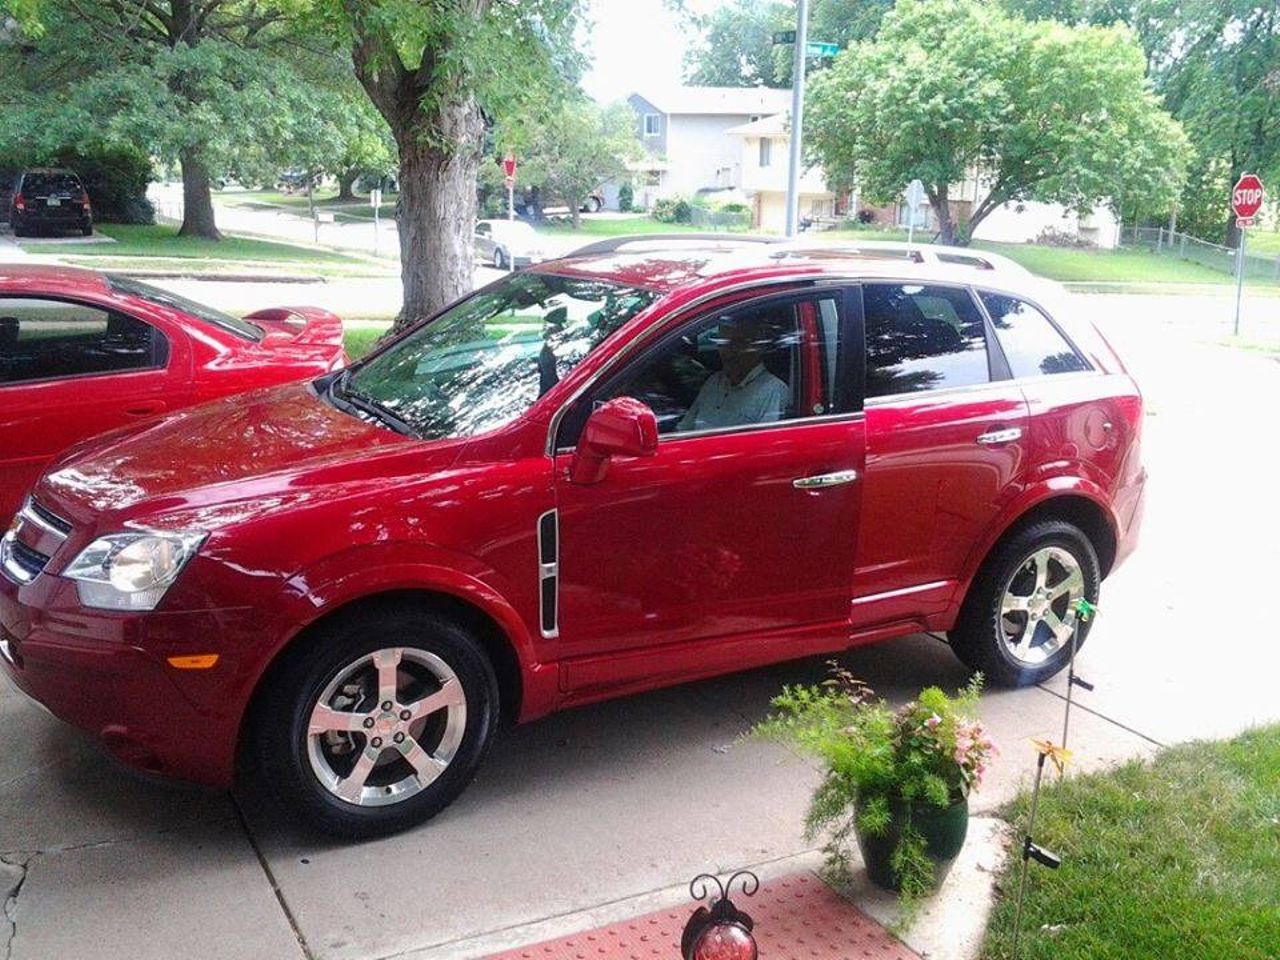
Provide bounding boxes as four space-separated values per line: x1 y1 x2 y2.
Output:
678 314 789 432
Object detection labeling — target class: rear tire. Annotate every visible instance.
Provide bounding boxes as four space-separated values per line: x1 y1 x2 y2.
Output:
81 222 93 236
12 220 27 238
949 520 1100 686
248 604 501 839
493 248 507 270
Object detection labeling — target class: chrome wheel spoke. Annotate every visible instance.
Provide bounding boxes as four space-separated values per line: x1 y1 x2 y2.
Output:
399 735 449 787
1043 610 1072 645
372 647 402 705
403 677 464 724
1051 567 1084 600
1031 550 1050 592
308 704 370 735
335 746 380 803
1003 593 1031 615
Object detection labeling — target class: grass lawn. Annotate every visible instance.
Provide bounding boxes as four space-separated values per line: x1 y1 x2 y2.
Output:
1245 229 1280 256
44 224 361 264
343 324 390 359
976 242 1263 285
981 725 1280 960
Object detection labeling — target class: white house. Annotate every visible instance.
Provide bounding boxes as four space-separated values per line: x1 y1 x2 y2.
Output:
727 113 839 233
626 86 793 207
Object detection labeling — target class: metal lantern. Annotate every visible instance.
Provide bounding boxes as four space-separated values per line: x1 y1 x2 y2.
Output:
681 871 760 960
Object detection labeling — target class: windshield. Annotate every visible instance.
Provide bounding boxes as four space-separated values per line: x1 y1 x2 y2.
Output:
107 275 264 341
346 272 658 440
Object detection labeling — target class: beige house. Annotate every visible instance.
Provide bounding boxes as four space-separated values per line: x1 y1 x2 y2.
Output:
726 113 839 233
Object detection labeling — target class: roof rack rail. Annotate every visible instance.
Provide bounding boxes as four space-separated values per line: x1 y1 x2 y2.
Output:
565 233 783 258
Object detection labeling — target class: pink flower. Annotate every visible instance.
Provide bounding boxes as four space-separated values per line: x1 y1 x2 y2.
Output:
925 713 942 730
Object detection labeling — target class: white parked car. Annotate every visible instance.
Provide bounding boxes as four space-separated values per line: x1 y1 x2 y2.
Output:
475 219 547 269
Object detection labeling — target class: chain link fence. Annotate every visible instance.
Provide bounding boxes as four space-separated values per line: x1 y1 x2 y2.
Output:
1121 226 1280 283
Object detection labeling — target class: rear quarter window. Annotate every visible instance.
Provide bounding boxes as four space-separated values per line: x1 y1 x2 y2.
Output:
980 292 1090 378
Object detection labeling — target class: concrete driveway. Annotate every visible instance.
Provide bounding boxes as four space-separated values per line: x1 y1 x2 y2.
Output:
3 289 1279 960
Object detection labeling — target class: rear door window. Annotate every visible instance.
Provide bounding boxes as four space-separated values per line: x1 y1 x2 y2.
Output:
980 292 1089 378
0 298 165 385
862 283 990 398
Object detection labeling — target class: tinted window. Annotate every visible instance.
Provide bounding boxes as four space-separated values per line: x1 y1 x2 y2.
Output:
0 298 162 385
106 275 263 342
863 283 989 397
21 172 82 193
980 293 1089 378
346 272 657 440
587 293 844 439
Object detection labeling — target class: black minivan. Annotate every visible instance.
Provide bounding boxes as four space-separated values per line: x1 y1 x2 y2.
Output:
8 168 93 237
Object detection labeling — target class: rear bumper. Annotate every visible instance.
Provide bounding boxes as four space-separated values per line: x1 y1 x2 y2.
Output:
0 573 248 787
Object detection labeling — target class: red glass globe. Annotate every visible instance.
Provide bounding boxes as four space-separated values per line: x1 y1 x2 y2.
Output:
692 921 757 960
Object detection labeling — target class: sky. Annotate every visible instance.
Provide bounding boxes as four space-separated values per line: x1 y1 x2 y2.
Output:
580 0 730 103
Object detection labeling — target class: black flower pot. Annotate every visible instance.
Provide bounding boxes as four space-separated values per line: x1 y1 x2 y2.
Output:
855 794 970 891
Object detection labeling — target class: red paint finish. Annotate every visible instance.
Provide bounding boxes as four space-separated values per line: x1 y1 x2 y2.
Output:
0 254 1145 790
0 265 347 526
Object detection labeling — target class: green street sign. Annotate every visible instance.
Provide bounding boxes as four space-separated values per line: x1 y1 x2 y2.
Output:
773 30 796 44
806 41 840 58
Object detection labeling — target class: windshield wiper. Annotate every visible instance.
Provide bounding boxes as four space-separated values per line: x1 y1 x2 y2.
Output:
329 370 418 437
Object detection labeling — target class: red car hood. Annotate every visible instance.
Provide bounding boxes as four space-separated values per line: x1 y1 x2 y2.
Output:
38 381 421 527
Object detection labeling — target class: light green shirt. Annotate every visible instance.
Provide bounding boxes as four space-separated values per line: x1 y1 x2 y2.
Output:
678 363 788 432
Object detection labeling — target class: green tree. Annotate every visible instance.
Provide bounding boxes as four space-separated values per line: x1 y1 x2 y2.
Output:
0 2 354 240
324 0 584 331
683 0 791 88
807 0 1189 244
516 99 640 229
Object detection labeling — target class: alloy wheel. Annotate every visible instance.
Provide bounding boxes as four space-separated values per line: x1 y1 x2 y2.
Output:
998 546 1086 665
305 647 467 807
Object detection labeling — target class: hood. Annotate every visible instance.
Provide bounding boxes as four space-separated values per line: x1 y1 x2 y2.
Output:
38 381 421 526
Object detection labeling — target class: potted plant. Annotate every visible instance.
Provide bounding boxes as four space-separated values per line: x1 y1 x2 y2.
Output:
756 664 995 902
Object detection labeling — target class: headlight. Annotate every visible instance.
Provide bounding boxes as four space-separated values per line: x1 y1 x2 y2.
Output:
63 531 206 611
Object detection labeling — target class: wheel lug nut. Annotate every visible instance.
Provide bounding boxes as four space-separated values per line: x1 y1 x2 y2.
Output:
363 717 375 729
381 700 393 712
399 709 411 721
393 732 405 744
371 736 383 748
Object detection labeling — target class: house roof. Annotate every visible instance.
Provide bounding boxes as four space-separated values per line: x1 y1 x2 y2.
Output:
634 86 792 116
726 113 790 137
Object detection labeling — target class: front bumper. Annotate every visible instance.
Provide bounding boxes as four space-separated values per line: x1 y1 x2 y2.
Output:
0 571 250 787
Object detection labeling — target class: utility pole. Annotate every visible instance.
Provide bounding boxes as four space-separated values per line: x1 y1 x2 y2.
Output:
784 0 810 238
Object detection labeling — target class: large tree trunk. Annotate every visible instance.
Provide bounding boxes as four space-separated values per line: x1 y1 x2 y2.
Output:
570 195 582 230
928 184 955 244
337 168 359 201
394 98 485 331
177 147 221 240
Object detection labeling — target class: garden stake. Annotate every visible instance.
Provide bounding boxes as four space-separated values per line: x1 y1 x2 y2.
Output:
1059 597 1097 769
1010 740 1069 960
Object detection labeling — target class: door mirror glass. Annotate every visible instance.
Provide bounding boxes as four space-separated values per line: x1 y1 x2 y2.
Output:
571 397 657 484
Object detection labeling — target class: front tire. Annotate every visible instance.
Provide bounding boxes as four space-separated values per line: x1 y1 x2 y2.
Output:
949 520 1100 686
249 605 500 839
492 248 507 270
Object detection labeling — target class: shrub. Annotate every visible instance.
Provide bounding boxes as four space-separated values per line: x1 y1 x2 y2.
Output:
48 145 155 224
618 182 634 212
857 209 877 224
651 195 692 224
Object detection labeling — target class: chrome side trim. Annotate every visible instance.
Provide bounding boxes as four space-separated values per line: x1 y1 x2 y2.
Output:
537 509 559 639
851 580 953 606
793 469 859 489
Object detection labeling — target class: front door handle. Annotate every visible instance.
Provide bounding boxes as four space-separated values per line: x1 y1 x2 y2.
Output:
793 469 859 490
976 427 1022 445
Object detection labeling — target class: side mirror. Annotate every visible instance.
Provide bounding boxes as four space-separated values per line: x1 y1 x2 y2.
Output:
569 397 658 485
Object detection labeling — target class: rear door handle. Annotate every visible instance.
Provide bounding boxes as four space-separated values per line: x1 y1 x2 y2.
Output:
793 469 859 489
976 427 1022 445
125 401 166 417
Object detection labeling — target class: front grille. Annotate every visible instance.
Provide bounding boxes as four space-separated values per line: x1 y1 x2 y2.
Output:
1 498 71 585
28 499 72 536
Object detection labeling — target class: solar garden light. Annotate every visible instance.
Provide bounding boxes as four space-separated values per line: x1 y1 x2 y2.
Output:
681 871 760 960
1010 739 1069 960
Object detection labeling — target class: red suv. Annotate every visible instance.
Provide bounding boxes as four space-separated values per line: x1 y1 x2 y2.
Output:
0 238 1145 838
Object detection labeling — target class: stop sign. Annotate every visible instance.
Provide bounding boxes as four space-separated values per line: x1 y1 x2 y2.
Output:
1232 173 1264 220
501 154 517 180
